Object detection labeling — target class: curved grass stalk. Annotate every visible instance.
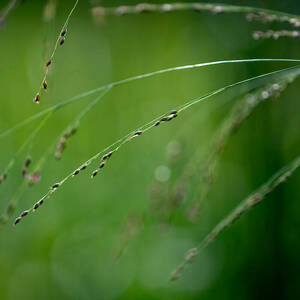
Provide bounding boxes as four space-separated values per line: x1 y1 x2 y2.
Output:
110 77 298 257
152 77 295 223
2 58 300 139
169 155 300 281
13 65 300 226
36 0 79 102
92 2 300 26
0 88 110 229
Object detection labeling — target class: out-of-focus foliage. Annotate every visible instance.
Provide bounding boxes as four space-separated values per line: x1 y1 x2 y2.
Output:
0 0 299 299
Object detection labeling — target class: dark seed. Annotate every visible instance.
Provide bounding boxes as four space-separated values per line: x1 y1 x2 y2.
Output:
22 168 27 176
46 59 52 67
102 151 113 161
170 110 178 114
59 37 65 45
154 121 160 126
80 165 87 170
33 93 40 104
135 130 143 136
161 117 169 122
25 157 31 168
52 183 60 189
91 170 98 178
73 169 80 176
99 162 105 169
61 28 67 36
14 217 22 226
33 202 40 210
21 210 29 217
43 80 48 90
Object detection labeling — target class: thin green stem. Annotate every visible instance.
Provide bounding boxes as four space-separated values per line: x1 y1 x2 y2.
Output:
37 0 79 98
1 89 110 229
13 65 300 226
1 58 300 139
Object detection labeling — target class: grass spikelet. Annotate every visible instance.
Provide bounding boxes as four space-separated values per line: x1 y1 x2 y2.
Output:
13 65 300 225
101 151 113 161
55 126 78 160
186 77 296 220
0 172 8 184
1 88 107 228
170 155 300 281
92 2 300 28
246 12 300 27
253 30 300 40
91 170 98 178
0 111 53 188
4 89 110 227
34 0 79 104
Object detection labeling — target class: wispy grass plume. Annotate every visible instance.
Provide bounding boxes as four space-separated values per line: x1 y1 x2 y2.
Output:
0 111 53 186
92 2 300 28
34 0 79 104
13 65 300 226
169 155 300 281
187 77 297 221
1 88 110 229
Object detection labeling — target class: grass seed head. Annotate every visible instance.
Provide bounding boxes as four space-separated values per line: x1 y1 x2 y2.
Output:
25 157 32 168
52 183 60 189
13 216 22 226
91 170 98 178
33 93 40 104
61 28 67 36
43 80 48 90
72 169 80 177
102 151 113 160
20 210 29 217
185 248 199 262
33 202 40 210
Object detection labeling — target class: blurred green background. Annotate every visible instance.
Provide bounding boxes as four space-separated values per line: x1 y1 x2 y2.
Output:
0 0 299 299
